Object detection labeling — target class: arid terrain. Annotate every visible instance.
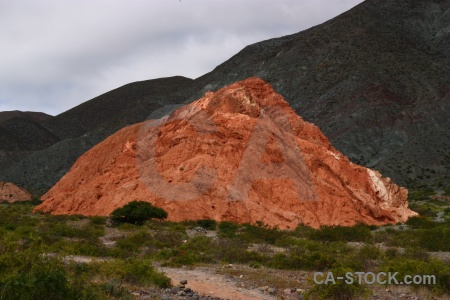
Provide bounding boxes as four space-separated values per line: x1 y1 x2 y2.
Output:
0 0 449 299
1 0 448 195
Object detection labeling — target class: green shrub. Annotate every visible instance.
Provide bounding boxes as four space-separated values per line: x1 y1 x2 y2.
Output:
385 248 399 259
249 261 261 268
404 247 430 262
409 188 436 201
89 216 107 225
418 225 450 251
309 224 373 243
358 244 382 260
240 223 283 244
98 258 170 287
100 278 130 298
405 216 435 229
152 230 186 249
168 236 216 265
111 201 168 226
305 267 369 300
381 257 450 294
218 221 239 238
214 238 250 263
0 243 101 300
196 219 217 230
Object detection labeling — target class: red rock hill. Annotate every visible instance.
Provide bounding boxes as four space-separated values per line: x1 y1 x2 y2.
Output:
0 182 32 203
34 78 417 229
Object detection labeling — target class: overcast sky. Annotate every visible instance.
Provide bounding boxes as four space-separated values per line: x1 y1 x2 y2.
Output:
0 0 363 116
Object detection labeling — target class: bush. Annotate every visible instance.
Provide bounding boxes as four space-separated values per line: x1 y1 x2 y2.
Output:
218 221 239 238
0 242 101 300
240 223 283 244
98 258 170 287
305 267 369 300
405 216 435 229
409 188 436 201
309 224 373 243
152 230 186 249
196 219 217 230
381 257 450 294
169 236 215 265
418 225 450 251
111 201 168 225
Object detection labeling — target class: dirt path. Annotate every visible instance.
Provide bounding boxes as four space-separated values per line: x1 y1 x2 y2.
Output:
159 266 276 300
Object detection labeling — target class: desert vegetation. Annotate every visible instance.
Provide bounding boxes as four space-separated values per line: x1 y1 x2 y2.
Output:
0 198 449 299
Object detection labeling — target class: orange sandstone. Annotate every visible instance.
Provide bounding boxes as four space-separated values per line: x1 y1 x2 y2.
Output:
34 78 417 229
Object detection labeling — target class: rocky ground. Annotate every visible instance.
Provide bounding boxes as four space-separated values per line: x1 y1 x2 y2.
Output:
90 220 450 300
124 264 450 300
59 252 450 300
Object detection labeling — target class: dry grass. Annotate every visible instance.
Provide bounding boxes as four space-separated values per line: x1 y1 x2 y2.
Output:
215 264 310 290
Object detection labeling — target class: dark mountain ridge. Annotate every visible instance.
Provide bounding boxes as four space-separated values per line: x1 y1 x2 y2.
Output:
0 111 52 123
1 0 448 194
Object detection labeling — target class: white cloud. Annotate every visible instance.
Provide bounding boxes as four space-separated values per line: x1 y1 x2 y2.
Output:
0 0 363 115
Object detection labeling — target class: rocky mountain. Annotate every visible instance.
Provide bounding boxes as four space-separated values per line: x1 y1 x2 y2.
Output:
1 0 449 195
34 78 417 228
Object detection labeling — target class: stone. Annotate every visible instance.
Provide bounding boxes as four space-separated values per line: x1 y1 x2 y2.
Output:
34 78 417 228
180 279 188 285
193 226 207 233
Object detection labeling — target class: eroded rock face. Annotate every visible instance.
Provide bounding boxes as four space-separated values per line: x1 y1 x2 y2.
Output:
34 78 417 229
0 182 32 203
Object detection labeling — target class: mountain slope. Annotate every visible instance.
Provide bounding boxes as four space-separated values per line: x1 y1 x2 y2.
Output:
41 76 195 140
0 111 52 123
0 117 60 151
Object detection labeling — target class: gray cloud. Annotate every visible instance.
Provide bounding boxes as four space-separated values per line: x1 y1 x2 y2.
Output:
0 0 363 115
